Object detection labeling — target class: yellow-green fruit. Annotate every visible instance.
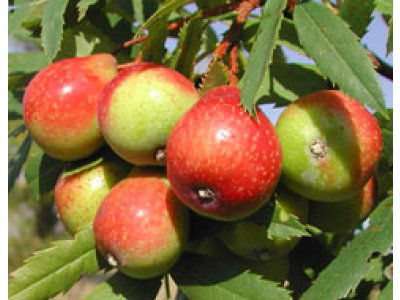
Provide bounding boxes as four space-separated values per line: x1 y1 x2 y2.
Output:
55 159 130 234
309 177 376 233
219 188 308 261
98 63 199 166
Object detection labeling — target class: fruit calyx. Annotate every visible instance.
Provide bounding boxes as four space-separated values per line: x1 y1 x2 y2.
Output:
309 138 327 159
107 253 119 267
197 187 217 204
154 147 167 162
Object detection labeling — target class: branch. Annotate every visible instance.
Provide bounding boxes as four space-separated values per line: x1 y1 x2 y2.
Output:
367 51 393 80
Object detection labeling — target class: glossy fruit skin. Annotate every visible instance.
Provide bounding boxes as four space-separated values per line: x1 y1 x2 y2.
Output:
23 54 117 161
167 86 282 221
275 90 382 201
98 63 199 166
219 188 308 260
93 169 189 279
309 177 376 233
55 159 130 235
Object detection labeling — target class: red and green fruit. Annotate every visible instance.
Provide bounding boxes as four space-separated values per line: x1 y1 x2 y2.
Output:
275 90 382 201
219 188 308 260
308 177 376 233
93 169 189 279
98 63 199 166
167 86 282 221
23 54 117 161
55 158 130 235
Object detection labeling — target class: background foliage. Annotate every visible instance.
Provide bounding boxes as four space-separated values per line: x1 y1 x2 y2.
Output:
8 0 392 299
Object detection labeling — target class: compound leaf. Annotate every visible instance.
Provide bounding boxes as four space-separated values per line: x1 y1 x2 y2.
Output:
83 272 161 300
301 197 393 300
171 253 292 300
9 226 104 300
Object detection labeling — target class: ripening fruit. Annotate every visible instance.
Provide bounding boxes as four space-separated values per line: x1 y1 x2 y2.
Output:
308 177 376 233
98 63 199 166
275 90 382 201
93 169 189 279
167 86 282 221
219 188 308 261
55 158 130 235
23 54 117 160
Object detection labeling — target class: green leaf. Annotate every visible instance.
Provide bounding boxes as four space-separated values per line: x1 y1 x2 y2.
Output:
386 18 393 55
8 91 23 120
57 20 116 59
8 135 32 192
363 256 384 282
24 148 66 201
169 17 204 79
257 63 329 107
301 197 393 300
171 253 292 300
9 0 45 35
238 0 287 116
9 226 104 300
339 0 374 37
8 52 50 74
243 18 304 55
293 2 387 117
41 0 69 60
375 0 392 15
132 0 159 23
268 201 310 240
198 60 229 97
83 272 161 300
134 0 193 38
141 18 168 63
278 18 304 54
8 4 34 35
378 280 393 300
77 0 99 21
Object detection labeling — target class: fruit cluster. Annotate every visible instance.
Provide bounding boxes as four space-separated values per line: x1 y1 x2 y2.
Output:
23 54 382 280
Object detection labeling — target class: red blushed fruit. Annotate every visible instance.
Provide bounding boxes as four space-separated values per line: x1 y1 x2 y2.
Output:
93 170 189 279
166 86 282 221
275 90 382 201
23 54 117 161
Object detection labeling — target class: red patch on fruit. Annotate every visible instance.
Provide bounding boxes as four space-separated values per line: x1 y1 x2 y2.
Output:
166 86 282 221
93 176 187 266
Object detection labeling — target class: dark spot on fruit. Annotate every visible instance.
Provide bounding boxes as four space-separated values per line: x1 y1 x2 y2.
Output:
154 147 166 162
309 138 327 159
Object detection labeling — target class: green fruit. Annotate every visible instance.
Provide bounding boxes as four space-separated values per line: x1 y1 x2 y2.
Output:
93 169 189 279
98 63 199 166
55 158 130 235
220 188 308 260
309 177 376 233
275 90 382 201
